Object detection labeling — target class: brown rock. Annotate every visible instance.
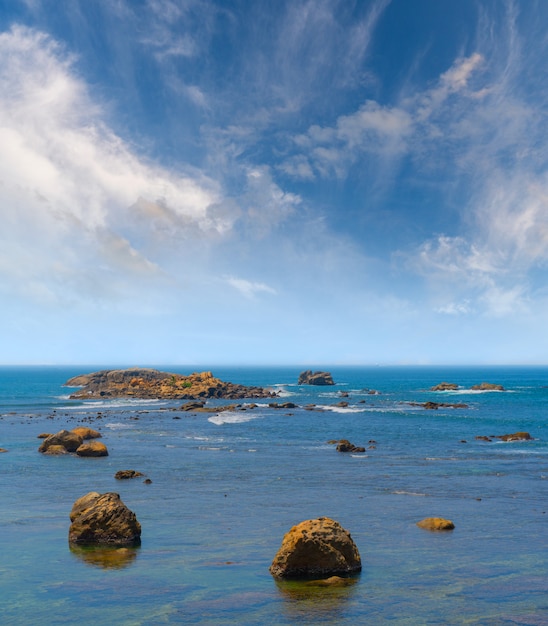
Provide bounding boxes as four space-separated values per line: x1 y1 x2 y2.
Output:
42 445 69 455
416 517 455 531
115 470 144 480
71 427 102 439
297 370 335 386
68 492 141 546
0 448 9 453
39 430 83 453
430 382 459 391
37 433 52 439
471 382 505 391
65 368 276 400
497 431 532 442
332 439 366 453
76 441 109 457
269 517 361 579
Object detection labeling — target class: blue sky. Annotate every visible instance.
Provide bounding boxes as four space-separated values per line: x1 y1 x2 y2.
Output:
1 0 547 365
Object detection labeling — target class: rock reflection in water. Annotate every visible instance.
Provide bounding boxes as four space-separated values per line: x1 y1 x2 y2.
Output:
69 544 139 569
275 576 359 621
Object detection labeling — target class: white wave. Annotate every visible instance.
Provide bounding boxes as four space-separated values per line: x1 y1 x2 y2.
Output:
208 411 264 425
392 490 427 496
59 398 166 410
319 404 365 414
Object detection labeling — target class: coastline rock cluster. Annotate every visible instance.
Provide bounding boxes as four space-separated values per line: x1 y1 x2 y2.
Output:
298 370 335 386
430 381 505 392
65 368 276 400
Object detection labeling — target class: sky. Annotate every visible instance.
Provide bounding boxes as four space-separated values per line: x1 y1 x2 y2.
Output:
1 0 548 366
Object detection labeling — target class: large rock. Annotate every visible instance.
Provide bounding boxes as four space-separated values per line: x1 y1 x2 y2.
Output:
269 517 361 579
39 430 83 454
68 492 141 546
65 368 276 400
298 370 335 386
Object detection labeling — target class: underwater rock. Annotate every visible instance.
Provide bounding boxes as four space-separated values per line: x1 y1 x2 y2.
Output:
297 370 335 386
416 517 455 531
69 492 141 546
329 439 366 453
269 517 361 579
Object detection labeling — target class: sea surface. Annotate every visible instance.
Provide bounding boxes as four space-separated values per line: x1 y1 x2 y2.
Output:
0 365 547 625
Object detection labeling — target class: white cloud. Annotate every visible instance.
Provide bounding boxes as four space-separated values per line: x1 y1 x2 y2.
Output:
0 25 226 307
225 276 277 299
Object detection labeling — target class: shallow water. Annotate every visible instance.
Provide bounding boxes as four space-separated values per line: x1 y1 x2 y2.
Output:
1 365 547 624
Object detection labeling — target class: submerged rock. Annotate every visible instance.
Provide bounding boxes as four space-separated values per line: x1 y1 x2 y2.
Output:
269 517 361 579
416 517 455 531
297 370 335 386
68 492 141 546
497 431 532 441
329 439 366 453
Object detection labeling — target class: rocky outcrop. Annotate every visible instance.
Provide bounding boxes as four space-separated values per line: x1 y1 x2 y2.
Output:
498 431 532 441
416 517 455 531
39 430 83 454
65 368 276 400
115 470 144 480
269 517 361 579
68 492 141 546
328 439 366 453
471 382 505 391
76 441 109 457
298 370 335 386
430 382 459 391
408 401 469 410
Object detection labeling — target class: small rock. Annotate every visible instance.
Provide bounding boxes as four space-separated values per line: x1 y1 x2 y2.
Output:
416 517 455 531
115 470 144 480
76 441 109 457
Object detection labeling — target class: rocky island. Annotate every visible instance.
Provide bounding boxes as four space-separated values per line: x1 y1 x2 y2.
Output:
65 368 277 400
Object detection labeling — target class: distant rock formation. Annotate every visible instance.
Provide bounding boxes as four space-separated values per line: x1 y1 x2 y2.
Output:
298 370 335 386
430 382 459 391
328 439 366 453
408 401 469 410
68 492 141 546
115 470 144 480
416 517 455 531
471 382 505 391
65 368 276 400
269 517 361 579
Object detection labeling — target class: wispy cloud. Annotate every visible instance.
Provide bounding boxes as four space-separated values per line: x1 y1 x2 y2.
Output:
0 25 225 306
225 276 277 299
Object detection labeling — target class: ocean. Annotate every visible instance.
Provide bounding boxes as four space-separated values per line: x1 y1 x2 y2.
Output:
0 365 547 625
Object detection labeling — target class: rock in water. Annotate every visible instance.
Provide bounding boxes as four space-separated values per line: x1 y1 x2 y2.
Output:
416 517 455 531
68 492 141 546
297 370 335 386
430 382 459 391
76 441 109 457
39 430 83 454
269 517 361 579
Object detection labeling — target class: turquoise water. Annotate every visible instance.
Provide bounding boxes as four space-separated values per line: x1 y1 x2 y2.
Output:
1 365 547 624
